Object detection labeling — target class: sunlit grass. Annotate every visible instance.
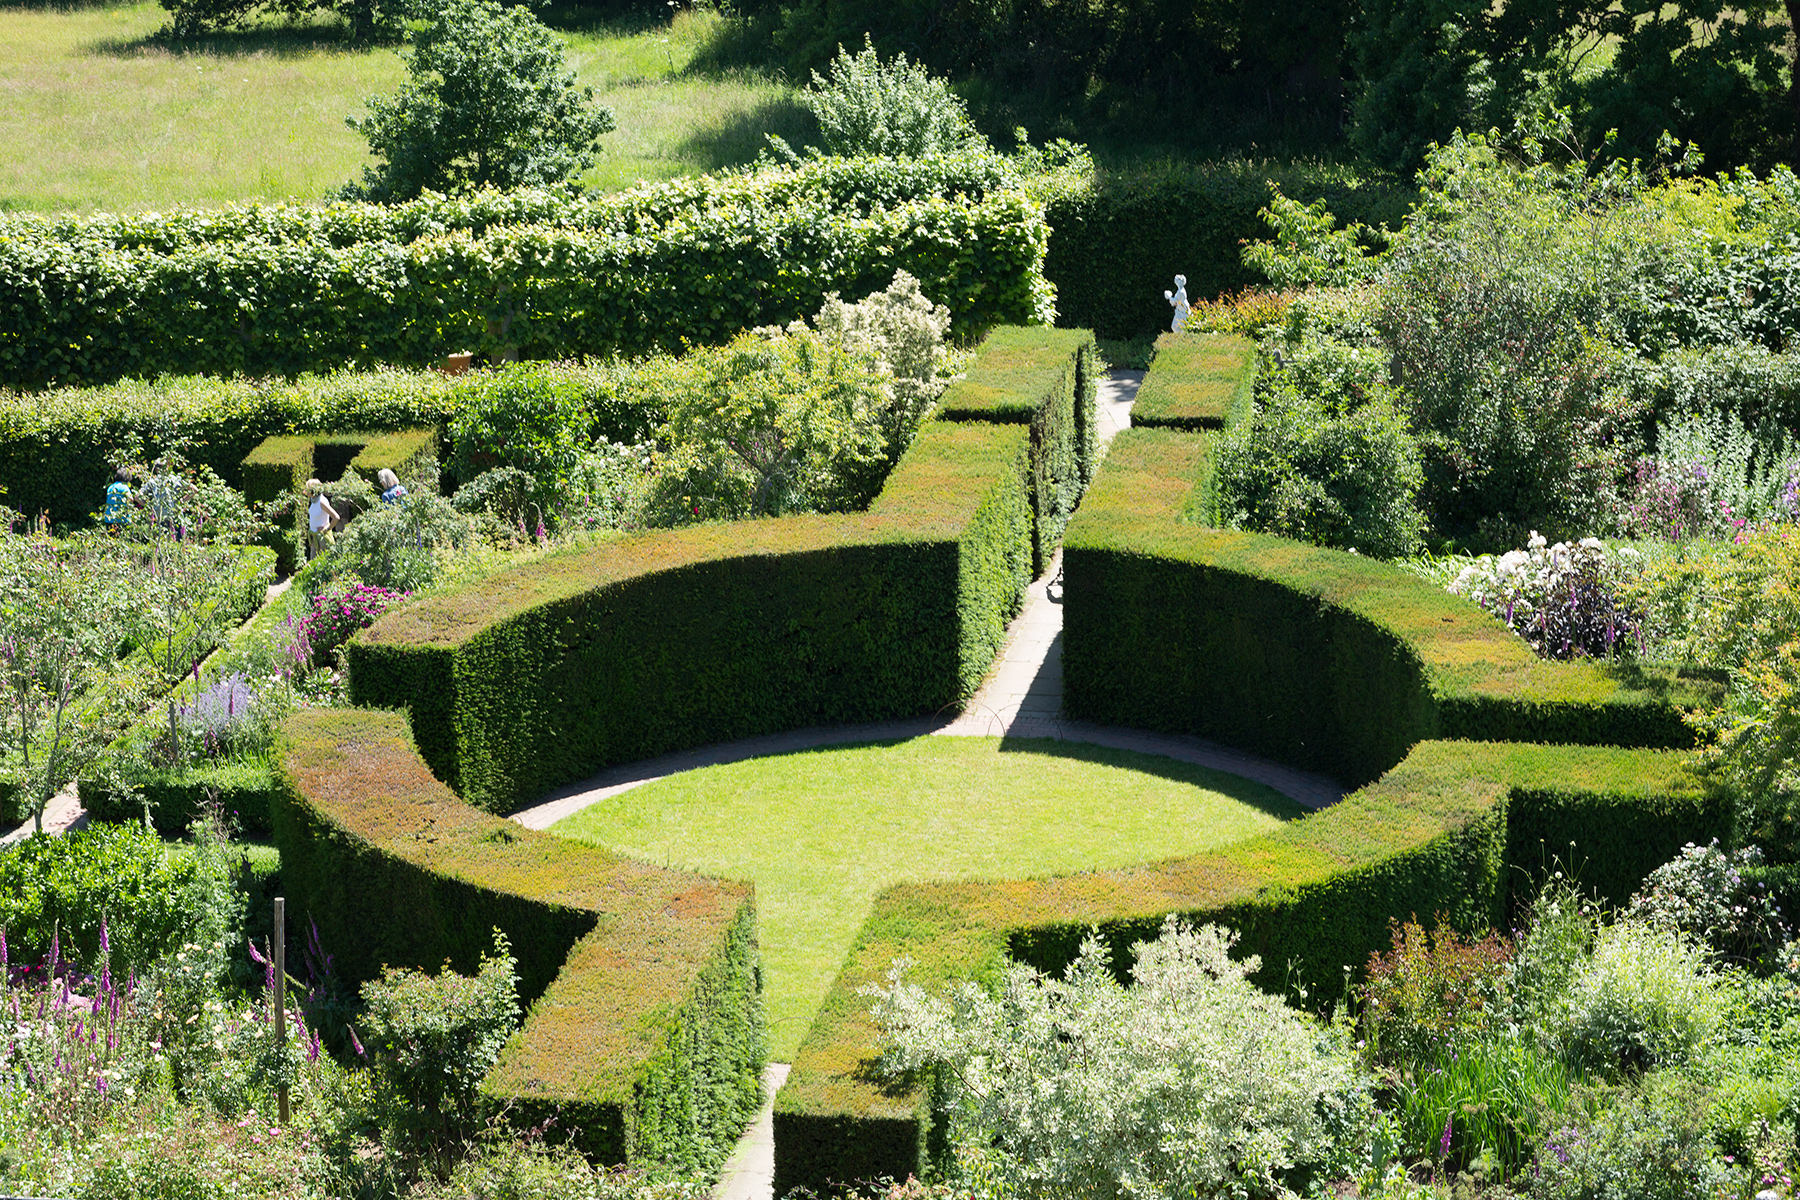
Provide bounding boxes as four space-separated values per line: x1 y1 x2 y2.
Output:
550 736 1304 1058
0 3 806 212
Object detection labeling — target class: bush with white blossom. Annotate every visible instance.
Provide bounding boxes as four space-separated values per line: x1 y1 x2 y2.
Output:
1446 532 1646 660
866 917 1379 1200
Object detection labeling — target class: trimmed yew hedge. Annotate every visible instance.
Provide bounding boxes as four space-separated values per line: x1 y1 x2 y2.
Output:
1130 332 1257 430
242 428 439 574
1061 428 1711 788
0 363 661 531
773 739 1716 1193
936 326 1098 573
272 707 764 1168
348 420 1031 812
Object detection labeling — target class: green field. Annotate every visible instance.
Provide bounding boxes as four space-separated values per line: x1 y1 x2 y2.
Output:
0 3 808 212
550 736 1304 1058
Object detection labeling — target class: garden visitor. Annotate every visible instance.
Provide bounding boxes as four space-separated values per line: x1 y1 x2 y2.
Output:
377 468 408 505
305 479 339 560
101 467 134 531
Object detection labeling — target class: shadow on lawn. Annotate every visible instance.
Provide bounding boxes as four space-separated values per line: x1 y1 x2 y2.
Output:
995 735 1310 823
87 15 394 57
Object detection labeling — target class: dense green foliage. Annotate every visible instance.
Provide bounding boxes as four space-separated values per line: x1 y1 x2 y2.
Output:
0 159 1053 389
342 0 616 203
797 37 982 159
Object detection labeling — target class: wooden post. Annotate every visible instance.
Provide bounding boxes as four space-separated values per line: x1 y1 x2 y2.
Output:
274 896 290 1126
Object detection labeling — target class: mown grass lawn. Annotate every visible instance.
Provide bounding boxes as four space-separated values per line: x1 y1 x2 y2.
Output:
551 736 1304 1059
0 3 806 212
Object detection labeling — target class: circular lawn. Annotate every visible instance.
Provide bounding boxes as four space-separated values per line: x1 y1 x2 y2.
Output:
550 736 1306 1058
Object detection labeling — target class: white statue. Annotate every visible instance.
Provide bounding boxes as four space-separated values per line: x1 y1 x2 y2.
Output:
1164 274 1189 332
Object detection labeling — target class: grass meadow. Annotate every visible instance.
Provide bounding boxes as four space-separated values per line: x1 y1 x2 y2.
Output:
551 736 1305 1058
0 2 810 212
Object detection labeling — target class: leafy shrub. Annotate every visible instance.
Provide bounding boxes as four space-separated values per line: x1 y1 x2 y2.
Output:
1185 288 1296 337
358 932 520 1159
1361 919 1514 1066
1627 842 1787 968
1530 1076 1731 1200
1377 135 1652 545
868 917 1377 1199
1556 918 1725 1078
342 0 615 203
798 36 981 159
0 823 201 974
447 363 599 495
1446 534 1647 660
1213 338 1426 557
796 270 955 452
303 490 479 595
640 329 892 523
1240 187 1383 290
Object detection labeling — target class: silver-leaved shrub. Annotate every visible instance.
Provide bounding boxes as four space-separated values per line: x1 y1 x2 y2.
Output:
867 917 1378 1200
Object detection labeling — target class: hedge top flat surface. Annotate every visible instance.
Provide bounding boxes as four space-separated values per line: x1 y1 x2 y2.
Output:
1130 331 1257 430
549 735 1305 1059
935 326 1094 423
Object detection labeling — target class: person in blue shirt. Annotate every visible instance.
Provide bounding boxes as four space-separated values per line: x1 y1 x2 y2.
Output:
102 467 134 531
377 468 408 505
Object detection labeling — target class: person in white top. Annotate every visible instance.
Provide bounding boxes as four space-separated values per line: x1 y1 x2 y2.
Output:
305 478 339 561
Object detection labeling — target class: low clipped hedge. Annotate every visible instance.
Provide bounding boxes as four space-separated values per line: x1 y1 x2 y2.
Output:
273 707 763 1170
0 363 661 530
936 325 1098 572
242 428 439 574
1061 429 1710 789
772 740 1716 1193
348 420 1032 812
81 757 280 837
1130 332 1257 430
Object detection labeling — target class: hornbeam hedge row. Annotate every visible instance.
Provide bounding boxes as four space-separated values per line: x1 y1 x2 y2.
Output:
0 169 1054 388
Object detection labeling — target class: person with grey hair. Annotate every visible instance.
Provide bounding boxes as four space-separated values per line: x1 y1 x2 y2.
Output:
377 468 408 505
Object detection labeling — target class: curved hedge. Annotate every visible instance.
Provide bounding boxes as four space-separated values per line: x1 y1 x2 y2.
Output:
771 389 1723 1191
272 707 763 1171
268 322 1725 1187
345 326 1095 813
772 739 1721 1193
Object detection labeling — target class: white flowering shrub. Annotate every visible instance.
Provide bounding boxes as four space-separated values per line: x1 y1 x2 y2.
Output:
1554 917 1725 1079
801 37 982 159
867 917 1378 1200
1446 532 1646 659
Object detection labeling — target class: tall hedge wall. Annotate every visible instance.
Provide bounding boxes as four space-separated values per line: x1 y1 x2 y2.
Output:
272 707 764 1169
1060 428 1710 788
0 363 659 529
772 740 1715 1194
936 325 1098 573
1040 162 1415 340
344 327 1098 813
0 169 1053 388
349 422 1032 813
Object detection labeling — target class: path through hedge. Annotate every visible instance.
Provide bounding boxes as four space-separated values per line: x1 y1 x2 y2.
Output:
508 370 1345 1200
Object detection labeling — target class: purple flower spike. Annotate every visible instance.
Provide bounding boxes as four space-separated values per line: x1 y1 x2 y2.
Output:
349 1026 366 1058
1440 1114 1453 1160
99 915 109 956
